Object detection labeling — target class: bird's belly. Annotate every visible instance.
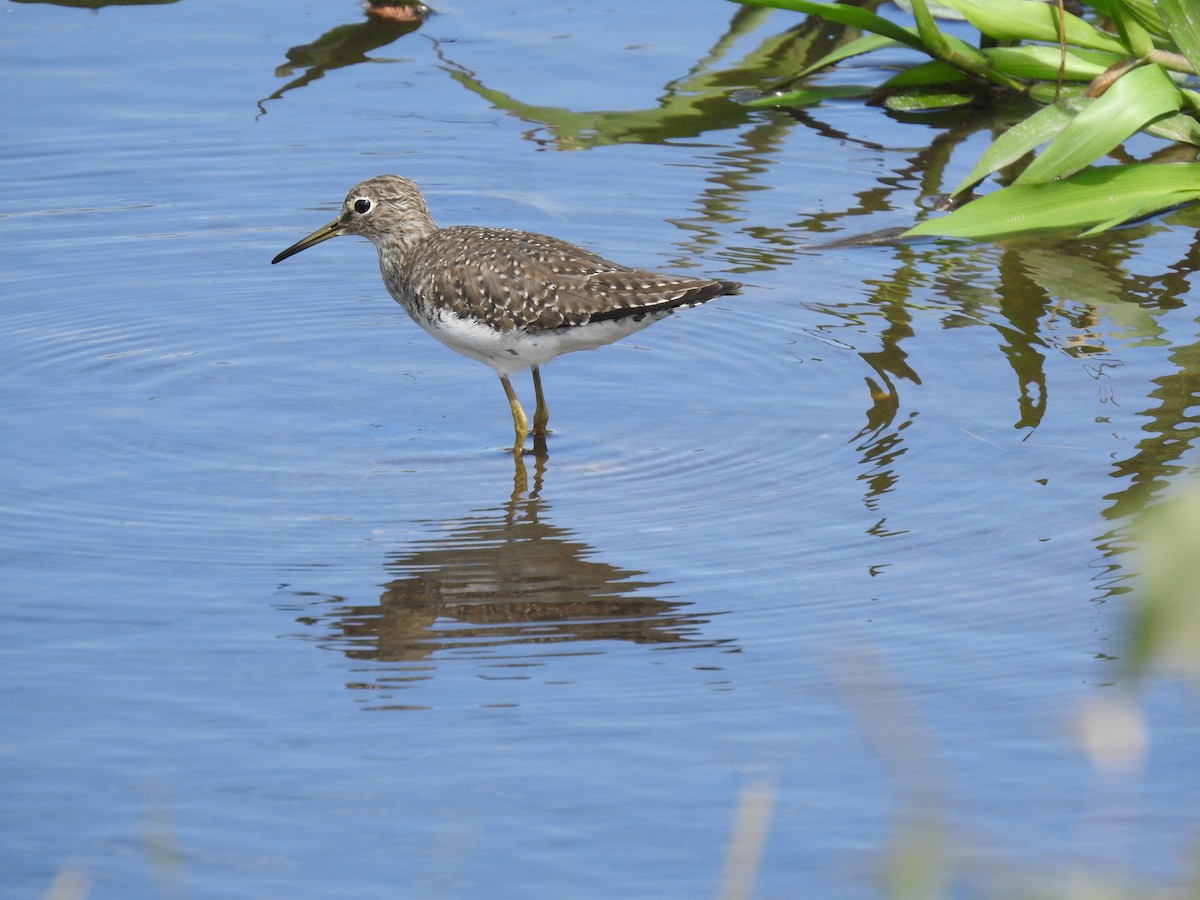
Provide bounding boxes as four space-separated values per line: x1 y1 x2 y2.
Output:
415 308 662 377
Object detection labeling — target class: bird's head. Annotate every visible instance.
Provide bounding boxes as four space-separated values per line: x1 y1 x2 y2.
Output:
272 175 436 264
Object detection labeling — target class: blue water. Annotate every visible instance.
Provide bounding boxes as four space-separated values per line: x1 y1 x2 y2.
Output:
3 1 1200 897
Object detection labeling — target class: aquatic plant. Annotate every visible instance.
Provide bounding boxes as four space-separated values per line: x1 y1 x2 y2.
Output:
734 0 1200 239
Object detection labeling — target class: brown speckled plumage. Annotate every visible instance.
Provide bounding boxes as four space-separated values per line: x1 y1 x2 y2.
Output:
401 226 734 331
272 175 741 452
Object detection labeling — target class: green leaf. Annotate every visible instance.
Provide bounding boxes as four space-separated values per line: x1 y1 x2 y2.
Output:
904 163 1200 239
1155 0 1200 74
1143 110 1200 146
734 0 1025 89
1016 64 1183 184
1118 0 1170 38
910 0 965 58
937 0 1127 53
908 0 1025 89
765 44 1116 105
950 100 1085 196
1110 0 1157 56
881 60 971 89
730 0 925 49
742 83 875 108
884 89 977 111
1028 82 1089 104
980 45 1116 82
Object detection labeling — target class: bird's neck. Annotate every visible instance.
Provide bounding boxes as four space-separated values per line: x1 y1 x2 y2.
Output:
373 217 436 290
375 235 431 310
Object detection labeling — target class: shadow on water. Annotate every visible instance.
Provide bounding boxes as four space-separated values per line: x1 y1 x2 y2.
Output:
278 454 736 708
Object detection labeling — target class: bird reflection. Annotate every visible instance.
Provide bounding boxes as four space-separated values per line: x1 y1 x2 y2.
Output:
291 455 733 682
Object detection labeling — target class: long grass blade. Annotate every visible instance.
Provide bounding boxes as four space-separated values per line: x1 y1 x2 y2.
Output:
909 0 1025 89
730 0 924 49
743 84 875 108
1015 64 1182 184
905 163 1200 239
950 101 1084 196
884 46 1115 91
938 0 1126 52
1155 0 1200 74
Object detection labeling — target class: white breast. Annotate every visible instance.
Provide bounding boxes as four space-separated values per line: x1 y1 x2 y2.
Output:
410 307 667 377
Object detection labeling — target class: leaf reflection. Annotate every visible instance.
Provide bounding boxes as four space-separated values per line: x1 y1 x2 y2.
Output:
257 3 429 115
257 3 852 144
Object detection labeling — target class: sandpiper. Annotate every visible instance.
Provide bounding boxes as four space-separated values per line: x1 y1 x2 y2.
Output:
272 175 740 453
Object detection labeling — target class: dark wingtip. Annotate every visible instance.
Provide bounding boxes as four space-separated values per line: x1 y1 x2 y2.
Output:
693 279 742 304
585 277 742 324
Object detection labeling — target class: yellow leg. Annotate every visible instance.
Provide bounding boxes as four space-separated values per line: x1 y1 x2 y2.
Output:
532 365 550 435
500 375 529 453
531 366 550 456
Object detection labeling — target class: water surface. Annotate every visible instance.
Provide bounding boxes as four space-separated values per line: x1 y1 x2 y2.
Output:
3 1 1200 897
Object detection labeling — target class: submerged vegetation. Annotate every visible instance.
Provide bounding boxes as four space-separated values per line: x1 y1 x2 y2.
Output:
733 0 1200 239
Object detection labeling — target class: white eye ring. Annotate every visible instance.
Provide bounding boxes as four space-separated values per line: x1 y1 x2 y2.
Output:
353 197 373 214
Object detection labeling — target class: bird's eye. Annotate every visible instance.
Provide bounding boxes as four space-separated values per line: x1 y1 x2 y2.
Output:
353 198 372 214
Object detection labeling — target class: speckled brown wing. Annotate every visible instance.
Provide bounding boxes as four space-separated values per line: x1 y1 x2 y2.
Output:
578 271 742 324
406 226 740 333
